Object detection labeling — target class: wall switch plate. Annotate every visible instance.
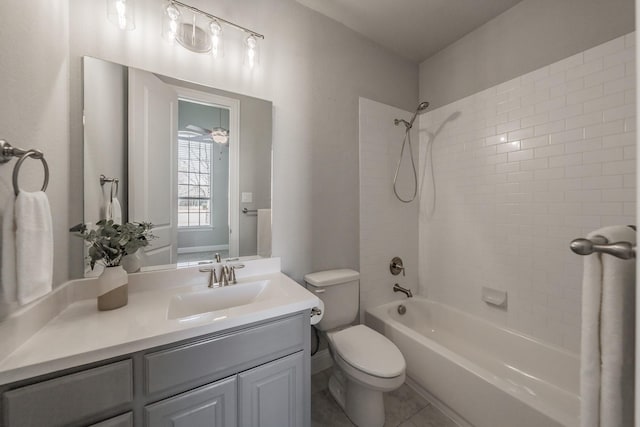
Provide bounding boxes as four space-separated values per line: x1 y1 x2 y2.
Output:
241 192 253 203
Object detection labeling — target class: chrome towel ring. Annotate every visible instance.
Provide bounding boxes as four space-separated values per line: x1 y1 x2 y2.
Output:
12 150 49 196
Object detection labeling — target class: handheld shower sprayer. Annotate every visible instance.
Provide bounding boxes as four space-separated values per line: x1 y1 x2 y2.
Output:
409 101 430 128
392 101 430 203
394 102 430 130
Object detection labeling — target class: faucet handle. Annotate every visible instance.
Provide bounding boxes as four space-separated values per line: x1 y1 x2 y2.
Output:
199 267 218 288
390 257 405 276
220 267 229 286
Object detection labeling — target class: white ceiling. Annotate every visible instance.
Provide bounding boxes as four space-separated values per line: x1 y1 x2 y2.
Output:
296 0 524 63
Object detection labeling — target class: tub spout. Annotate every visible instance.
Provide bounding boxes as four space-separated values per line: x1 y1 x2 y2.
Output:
393 283 412 298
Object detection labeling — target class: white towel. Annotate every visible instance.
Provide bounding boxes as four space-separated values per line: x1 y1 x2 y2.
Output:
14 191 54 305
1 195 17 303
110 196 122 224
257 208 272 258
580 225 635 427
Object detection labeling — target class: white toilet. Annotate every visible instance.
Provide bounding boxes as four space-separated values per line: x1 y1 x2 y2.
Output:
305 269 406 427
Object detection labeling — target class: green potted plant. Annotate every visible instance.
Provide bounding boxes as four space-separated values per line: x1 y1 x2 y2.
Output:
70 220 155 310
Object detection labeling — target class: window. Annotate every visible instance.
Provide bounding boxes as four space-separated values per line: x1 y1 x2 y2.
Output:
178 131 212 227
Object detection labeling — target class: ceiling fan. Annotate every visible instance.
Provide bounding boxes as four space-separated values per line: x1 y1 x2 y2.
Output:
185 124 229 144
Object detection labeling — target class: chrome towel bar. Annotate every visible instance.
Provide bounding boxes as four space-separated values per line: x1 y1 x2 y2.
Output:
570 234 636 260
242 208 258 214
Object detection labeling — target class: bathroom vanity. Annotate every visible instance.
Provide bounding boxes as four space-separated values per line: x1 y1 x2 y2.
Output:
0 258 317 427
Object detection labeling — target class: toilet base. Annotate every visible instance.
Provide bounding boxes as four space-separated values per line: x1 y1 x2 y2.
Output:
328 369 346 409
328 369 386 427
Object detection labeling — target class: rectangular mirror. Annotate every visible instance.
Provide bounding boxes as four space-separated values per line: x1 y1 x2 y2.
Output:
82 56 272 275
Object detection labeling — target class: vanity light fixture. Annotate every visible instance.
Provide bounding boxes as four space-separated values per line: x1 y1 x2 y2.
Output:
244 35 259 69
209 20 224 59
107 0 135 31
161 2 181 43
161 1 263 66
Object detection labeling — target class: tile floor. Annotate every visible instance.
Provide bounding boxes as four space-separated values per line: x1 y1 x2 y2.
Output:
311 368 459 427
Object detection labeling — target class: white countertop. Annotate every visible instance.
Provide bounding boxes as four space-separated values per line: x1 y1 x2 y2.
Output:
0 259 319 384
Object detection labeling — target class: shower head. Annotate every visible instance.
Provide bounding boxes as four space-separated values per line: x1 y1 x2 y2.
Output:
407 101 430 128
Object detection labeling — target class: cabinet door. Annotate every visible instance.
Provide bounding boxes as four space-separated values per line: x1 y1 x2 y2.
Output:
145 376 236 427
238 352 304 427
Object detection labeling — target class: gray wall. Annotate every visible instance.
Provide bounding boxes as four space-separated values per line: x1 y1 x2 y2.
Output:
83 57 128 226
419 0 636 108
67 0 418 283
0 0 69 317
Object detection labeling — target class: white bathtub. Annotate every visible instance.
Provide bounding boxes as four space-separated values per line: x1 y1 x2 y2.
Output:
366 297 579 427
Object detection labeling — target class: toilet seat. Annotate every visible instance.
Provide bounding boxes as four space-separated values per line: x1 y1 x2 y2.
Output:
328 325 405 378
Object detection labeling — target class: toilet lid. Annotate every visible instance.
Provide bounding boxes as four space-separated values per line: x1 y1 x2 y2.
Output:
330 325 405 378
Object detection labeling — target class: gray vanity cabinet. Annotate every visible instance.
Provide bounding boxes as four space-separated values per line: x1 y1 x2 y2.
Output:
238 351 304 427
145 376 237 427
0 311 311 427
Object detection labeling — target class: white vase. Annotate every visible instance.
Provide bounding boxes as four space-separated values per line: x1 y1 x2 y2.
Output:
97 265 128 311
122 250 142 273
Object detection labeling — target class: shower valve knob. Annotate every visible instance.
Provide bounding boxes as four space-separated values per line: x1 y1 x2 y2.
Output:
390 256 405 276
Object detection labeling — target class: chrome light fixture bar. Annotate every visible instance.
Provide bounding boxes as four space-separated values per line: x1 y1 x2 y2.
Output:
162 1 263 67
169 1 264 40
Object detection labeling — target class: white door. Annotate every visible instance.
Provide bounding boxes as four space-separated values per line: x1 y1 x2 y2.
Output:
129 68 178 266
173 87 240 258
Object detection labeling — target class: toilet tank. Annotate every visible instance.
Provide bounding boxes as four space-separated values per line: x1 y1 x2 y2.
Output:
304 269 360 331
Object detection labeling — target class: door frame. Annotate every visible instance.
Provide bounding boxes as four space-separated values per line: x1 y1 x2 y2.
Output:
173 87 241 258
634 3 639 423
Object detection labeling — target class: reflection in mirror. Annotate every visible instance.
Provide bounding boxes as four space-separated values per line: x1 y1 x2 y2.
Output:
82 57 272 276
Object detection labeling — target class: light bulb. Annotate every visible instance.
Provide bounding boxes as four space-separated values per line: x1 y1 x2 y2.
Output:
209 20 224 58
166 3 180 21
245 35 259 69
107 0 135 31
162 2 182 43
116 0 127 29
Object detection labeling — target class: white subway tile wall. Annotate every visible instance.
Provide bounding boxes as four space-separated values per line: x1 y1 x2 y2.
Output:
359 98 419 321
418 33 636 353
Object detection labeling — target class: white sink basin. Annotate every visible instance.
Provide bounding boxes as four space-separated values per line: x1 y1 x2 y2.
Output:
167 280 277 320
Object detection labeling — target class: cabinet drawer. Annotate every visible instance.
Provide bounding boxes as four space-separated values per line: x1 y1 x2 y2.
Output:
145 314 304 395
3 360 132 427
90 412 133 427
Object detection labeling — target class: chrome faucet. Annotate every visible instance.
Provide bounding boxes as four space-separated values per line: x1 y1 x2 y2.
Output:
393 283 413 298
214 253 221 263
199 267 219 288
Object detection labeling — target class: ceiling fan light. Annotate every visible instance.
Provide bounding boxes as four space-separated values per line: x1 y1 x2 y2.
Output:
212 127 229 144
